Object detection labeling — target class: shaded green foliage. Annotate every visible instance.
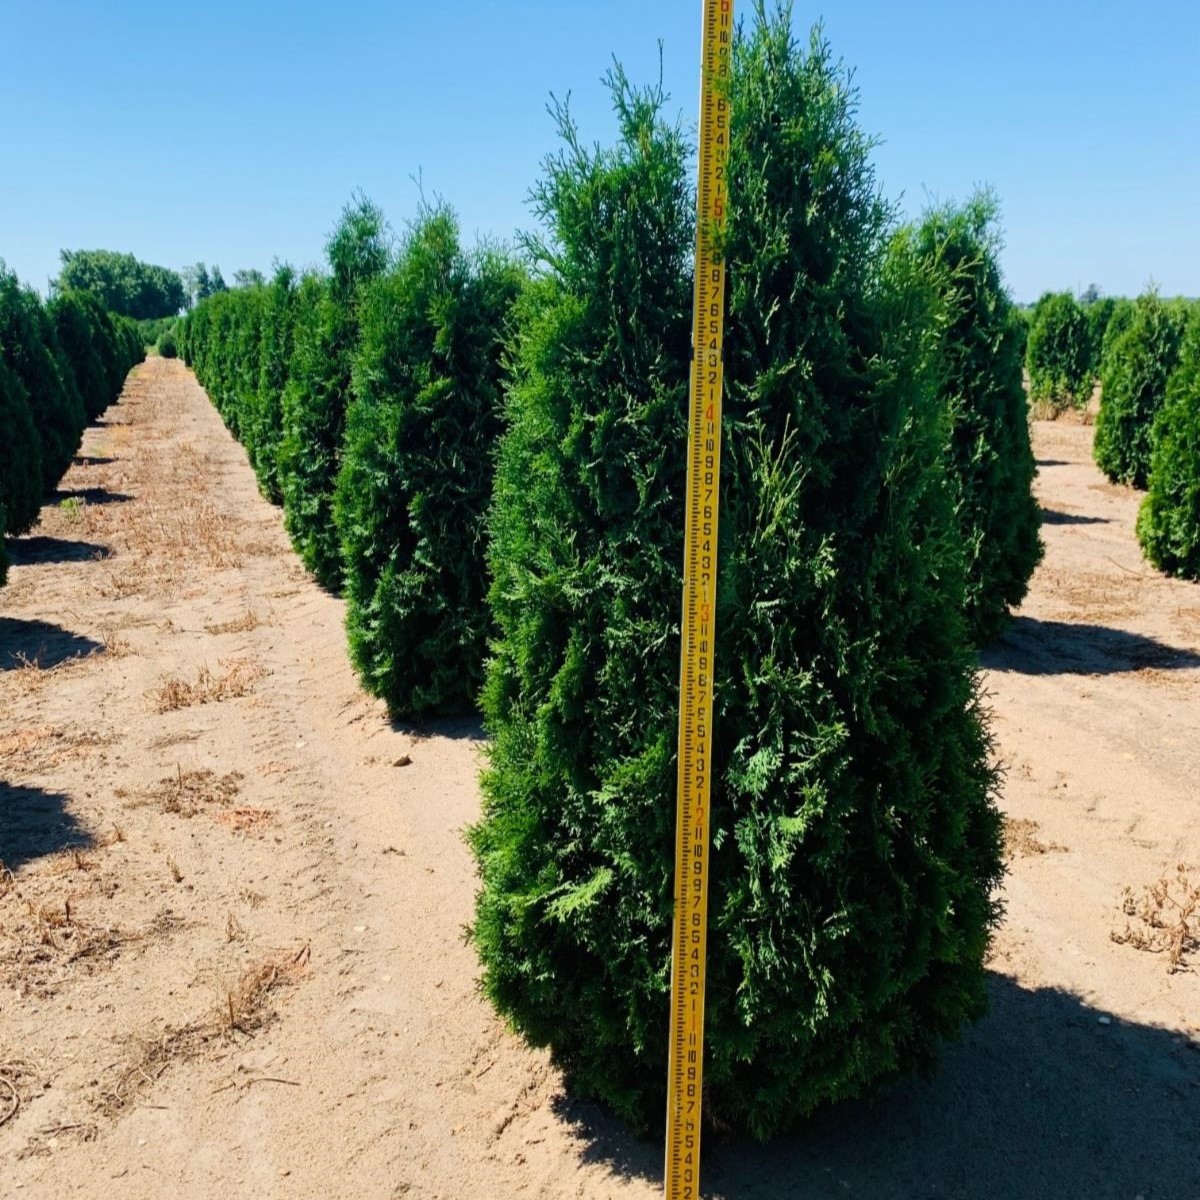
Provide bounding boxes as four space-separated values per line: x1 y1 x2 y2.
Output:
0 267 86 493
1026 291 1093 411
50 290 111 421
899 196 1042 643
278 197 390 589
157 326 178 358
0 353 41 535
57 249 185 320
470 13 1001 1140
1093 290 1184 488
1138 318 1200 577
337 206 523 719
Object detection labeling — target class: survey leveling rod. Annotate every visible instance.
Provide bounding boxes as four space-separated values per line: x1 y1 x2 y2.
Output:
665 2 734 1198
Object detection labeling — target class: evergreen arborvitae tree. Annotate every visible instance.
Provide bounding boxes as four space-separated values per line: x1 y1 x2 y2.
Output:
1093 289 1183 488
1137 318 1200 578
50 291 110 421
251 264 297 502
0 354 42 535
0 267 86 493
1026 291 1093 412
0 504 7 588
336 206 523 720
901 196 1042 642
279 197 390 589
470 11 1001 1141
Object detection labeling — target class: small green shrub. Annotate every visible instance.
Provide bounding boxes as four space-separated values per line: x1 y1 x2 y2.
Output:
471 12 1000 1141
157 326 179 358
337 206 523 719
1026 291 1093 412
1093 290 1183 488
901 195 1043 643
1137 319 1200 577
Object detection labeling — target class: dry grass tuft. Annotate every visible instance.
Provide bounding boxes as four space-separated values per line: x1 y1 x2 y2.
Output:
0 1058 39 1129
1002 816 1067 861
1112 865 1199 973
213 807 276 833
151 658 266 712
204 609 263 635
135 766 244 817
97 944 310 1117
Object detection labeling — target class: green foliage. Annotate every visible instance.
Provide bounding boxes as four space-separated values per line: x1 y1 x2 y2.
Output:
138 316 175 349
157 326 179 358
57 249 185 320
0 505 7 587
50 290 111 421
470 13 1000 1141
278 196 390 589
1093 290 1183 488
1100 297 1136 371
1026 291 1093 411
901 195 1043 643
337 206 523 720
1083 294 1118 374
1138 319 1200 577
0 266 86 494
249 265 298 501
0 353 41 535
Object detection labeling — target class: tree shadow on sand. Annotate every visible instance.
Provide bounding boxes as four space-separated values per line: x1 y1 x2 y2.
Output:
981 617 1200 676
52 486 134 506
0 618 103 671
1035 458 1071 468
5 536 111 565
388 713 485 743
1039 508 1110 526
552 973 1200 1199
0 783 92 871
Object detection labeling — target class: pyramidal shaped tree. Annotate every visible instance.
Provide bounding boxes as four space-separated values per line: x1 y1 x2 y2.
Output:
279 195 390 590
336 204 524 719
899 195 1043 642
470 7 1001 1140
1094 288 1184 488
1137 315 1200 578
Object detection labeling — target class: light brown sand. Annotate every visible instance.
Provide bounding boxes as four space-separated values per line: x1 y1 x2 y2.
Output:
1 360 1197 1198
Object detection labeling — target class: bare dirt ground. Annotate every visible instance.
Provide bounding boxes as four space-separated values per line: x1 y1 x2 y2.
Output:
2 358 1197 1199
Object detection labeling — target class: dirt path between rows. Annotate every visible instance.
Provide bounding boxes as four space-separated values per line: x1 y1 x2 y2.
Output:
2 358 1198 1199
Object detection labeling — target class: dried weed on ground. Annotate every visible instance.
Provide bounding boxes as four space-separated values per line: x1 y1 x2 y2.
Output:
130 766 244 817
96 944 310 1118
1002 816 1067 861
1112 866 1199 973
151 658 267 712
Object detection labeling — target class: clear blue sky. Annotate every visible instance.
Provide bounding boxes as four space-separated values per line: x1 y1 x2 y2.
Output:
2 1 1197 304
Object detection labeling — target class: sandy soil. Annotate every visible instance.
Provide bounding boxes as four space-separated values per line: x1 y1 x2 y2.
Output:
1 358 1197 1199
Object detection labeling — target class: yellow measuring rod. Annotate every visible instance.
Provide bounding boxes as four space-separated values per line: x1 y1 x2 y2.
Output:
665 1 733 1198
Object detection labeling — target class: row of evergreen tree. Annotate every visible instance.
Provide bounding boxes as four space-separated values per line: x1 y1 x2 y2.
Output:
1092 292 1200 578
180 7 1043 1138
0 264 145 588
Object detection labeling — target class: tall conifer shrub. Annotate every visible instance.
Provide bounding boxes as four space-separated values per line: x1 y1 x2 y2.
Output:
0 355 41 535
900 196 1042 642
1137 318 1200 577
471 9 1001 1140
1026 291 1092 412
336 206 523 718
1094 289 1183 488
279 198 389 589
